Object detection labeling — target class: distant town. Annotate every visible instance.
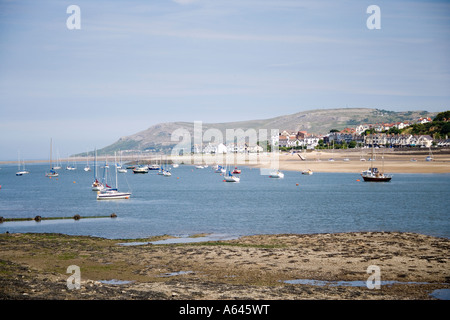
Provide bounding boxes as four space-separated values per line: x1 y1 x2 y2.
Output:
110 111 450 156
190 112 450 154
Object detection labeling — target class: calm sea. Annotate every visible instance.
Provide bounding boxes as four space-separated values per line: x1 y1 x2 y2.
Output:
0 162 449 239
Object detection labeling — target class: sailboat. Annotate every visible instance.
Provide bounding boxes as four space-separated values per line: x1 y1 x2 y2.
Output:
92 149 105 191
215 165 226 173
223 163 240 182
361 145 392 182
53 151 62 170
66 157 76 170
117 151 127 173
45 138 59 177
84 151 91 171
426 147 433 161
16 152 30 176
97 152 131 200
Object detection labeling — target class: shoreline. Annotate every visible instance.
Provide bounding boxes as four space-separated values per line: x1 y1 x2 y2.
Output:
1 231 448 300
2 149 450 175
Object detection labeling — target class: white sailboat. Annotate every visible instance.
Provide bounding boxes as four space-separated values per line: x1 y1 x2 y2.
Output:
16 152 30 176
223 170 240 182
45 138 59 177
97 152 131 200
84 151 91 171
66 156 76 170
117 151 127 173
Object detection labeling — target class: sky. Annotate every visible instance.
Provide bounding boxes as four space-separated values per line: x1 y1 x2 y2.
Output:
0 0 449 160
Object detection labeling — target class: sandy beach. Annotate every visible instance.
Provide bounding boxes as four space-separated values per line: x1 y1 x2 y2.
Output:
166 148 450 174
0 232 448 300
274 149 450 174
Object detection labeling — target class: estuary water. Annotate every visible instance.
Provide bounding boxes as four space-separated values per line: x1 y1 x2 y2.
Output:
0 162 449 239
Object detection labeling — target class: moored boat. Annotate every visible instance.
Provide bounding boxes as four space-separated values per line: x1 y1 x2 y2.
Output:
269 170 284 178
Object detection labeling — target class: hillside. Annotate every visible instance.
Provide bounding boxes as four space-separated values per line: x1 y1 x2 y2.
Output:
92 108 437 155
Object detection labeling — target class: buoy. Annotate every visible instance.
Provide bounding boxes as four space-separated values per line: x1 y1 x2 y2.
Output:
296 183 299 186
356 179 360 182
177 177 179 179
73 181 76 183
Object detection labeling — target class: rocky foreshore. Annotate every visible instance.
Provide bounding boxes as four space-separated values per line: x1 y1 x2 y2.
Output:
0 232 448 300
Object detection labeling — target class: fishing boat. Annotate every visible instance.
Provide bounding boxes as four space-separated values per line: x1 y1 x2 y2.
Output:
302 169 313 175
361 145 392 182
232 167 241 174
97 152 131 200
45 139 59 177
269 170 284 178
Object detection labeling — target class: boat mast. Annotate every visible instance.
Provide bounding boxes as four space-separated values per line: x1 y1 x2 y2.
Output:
50 138 53 170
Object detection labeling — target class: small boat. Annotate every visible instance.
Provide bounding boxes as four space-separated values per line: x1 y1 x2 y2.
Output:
215 165 226 173
172 163 179 168
92 178 105 191
16 152 30 176
133 166 149 174
46 138 59 178
410 158 417 162
45 169 59 178
118 167 127 173
195 165 205 169
224 171 240 182
96 188 131 200
269 170 284 178
361 145 392 182
361 168 392 182
97 152 131 200
148 164 160 170
343 158 350 162
92 149 105 191
232 167 241 174
162 170 172 177
302 169 313 175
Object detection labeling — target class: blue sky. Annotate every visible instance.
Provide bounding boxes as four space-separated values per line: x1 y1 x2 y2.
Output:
0 0 449 160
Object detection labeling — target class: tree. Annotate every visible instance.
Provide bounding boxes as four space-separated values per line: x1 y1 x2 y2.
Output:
434 111 450 122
